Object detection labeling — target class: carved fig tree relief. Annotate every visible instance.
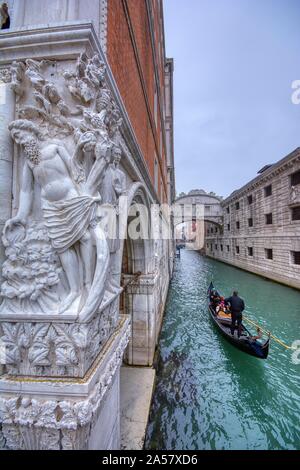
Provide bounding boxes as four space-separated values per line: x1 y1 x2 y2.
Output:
0 54 125 320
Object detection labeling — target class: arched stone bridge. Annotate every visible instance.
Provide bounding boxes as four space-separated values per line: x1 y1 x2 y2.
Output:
174 190 223 227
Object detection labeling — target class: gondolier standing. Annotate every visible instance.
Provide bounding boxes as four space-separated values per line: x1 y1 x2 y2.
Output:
225 290 245 338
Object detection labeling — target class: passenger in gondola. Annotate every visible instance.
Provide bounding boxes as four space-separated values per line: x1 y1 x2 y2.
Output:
225 290 245 338
216 296 226 313
210 289 220 311
250 327 263 342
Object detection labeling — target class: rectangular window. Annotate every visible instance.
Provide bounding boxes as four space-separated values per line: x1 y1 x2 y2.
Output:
292 206 300 221
235 201 240 210
154 158 158 192
227 245 230 252
248 218 253 227
265 213 273 225
210 244 213 251
292 251 300 265
265 249 273 260
220 244 223 252
154 85 158 128
291 170 300 186
226 207 230 214
264 185 272 197
211 227 214 233
247 194 253 205
227 224 230 231
236 246 240 254
248 247 253 257
215 227 218 233
236 221 240 230
215 244 218 250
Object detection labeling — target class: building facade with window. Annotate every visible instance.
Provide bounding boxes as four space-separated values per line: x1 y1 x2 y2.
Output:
205 148 300 289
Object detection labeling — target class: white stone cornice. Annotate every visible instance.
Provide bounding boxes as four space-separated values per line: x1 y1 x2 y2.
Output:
222 150 300 205
0 21 100 63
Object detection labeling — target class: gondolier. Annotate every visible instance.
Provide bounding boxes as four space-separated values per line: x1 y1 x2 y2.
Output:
225 290 245 338
207 283 270 359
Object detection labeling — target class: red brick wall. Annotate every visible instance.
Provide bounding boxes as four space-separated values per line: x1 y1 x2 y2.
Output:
107 0 167 202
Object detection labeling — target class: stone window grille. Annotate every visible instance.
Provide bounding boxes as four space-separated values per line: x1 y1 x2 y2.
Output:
291 170 300 186
291 251 300 265
265 213 273 225
291 206 300 221
265 249 273 260
154 157 158 192
264 185 272 197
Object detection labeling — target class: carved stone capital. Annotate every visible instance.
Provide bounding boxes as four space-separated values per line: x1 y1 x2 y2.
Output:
0 316 130 450
0 294 121 377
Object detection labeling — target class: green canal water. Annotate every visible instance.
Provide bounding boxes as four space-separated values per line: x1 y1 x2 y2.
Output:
145 249 300 450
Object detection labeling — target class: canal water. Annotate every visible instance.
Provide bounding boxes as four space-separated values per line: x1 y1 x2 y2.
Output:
145 249 300 450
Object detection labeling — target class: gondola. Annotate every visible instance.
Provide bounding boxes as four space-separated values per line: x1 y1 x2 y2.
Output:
207 282 270 359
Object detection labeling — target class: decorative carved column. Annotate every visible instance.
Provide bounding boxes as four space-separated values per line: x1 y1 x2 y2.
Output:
0 25 130 450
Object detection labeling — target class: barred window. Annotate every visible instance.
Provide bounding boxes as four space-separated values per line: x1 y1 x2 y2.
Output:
264 185 272 197
292 206 300 221
265 249 273 260
265 213 273 225
291 170 300 186
292 251 300 265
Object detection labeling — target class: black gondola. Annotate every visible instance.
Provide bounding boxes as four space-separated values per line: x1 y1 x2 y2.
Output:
207 282 270 359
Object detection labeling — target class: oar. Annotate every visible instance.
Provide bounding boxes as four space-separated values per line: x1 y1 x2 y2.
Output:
243 315 296 350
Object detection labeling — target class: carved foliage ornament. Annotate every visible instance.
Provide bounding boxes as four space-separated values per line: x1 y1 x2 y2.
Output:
0 297 120 377
0 322 130 450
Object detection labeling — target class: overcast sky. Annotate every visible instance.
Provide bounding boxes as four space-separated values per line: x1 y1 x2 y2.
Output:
163 0 300 197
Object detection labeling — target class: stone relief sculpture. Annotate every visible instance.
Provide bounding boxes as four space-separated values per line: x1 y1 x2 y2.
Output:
290 185 300 204
99 144 127 294
0 53 125 320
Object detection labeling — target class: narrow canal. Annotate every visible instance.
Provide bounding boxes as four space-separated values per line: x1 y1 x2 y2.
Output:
145 249 300 450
